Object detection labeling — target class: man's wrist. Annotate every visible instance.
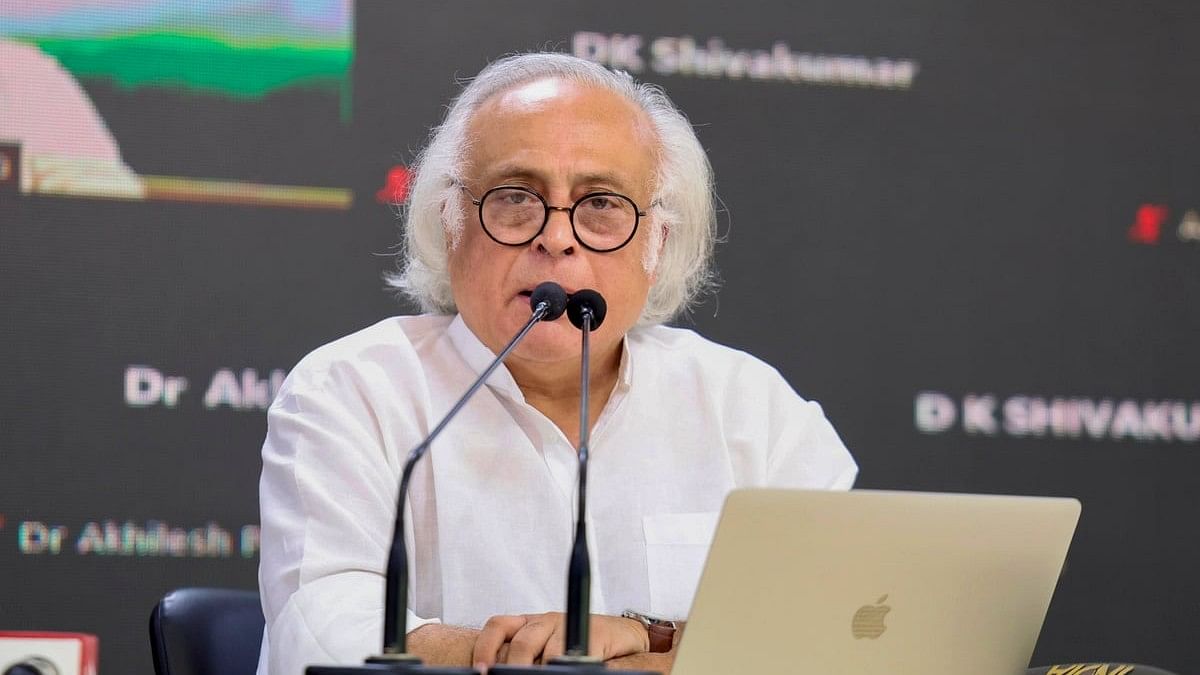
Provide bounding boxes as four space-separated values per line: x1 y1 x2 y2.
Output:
620 610 677 653
406 623 481 667
618 615 651 653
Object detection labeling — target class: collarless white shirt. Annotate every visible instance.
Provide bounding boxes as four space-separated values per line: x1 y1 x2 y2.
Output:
257 314 856 675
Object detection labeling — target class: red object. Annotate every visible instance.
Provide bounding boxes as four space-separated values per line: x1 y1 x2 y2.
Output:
0 631 99 675
376 165 412 204
1128 204 1168 244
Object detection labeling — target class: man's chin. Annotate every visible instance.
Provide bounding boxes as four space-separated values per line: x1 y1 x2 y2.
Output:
510 320 582 362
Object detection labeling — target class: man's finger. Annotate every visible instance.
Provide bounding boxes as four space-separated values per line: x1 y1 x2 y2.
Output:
473 615 527 668
538 622 566 663
504 616 558 665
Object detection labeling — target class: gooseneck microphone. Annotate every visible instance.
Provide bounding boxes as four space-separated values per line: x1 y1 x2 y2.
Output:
307 281 568 675
382 282 568 654
494 290 654 674
558 290 606 661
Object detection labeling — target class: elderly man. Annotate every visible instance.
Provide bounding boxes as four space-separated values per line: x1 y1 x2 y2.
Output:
257 53 856 674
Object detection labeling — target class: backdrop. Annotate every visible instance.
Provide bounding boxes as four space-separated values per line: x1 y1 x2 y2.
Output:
1 1 1197 672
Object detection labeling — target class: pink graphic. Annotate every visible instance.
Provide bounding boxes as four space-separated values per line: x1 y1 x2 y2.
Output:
1128 204 1168 245
0 40 144 197
3 0 158 19
2 1 350 38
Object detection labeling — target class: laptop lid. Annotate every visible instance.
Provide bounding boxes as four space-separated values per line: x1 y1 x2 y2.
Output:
672 489 1081 675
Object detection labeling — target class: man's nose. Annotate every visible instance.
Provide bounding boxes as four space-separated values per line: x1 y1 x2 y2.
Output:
534 206 576 256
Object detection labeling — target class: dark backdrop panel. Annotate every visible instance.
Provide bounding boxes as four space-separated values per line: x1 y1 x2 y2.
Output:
353 1 1198 670
0 193 399 670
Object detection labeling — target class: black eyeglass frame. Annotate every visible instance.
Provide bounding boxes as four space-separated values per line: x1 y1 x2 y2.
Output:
460 184 648 253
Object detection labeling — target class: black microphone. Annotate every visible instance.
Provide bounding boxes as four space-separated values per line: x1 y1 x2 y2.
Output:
471 289 654 675
565 290 606 333
495 290 652 674
307 281 568 675
493 290 603 673
558 290 604 661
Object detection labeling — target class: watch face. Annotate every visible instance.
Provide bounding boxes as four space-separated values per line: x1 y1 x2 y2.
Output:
622 611 648 627
623 610 676 629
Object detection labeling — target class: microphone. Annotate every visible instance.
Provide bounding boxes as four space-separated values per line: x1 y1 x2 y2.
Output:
558 290 604 661
307 281 568 675
530 283 571 324
494 290 652 674
565 290 606 333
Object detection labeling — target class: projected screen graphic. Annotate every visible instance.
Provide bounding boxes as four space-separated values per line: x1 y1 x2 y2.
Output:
0 0 353 209
0 2 372 672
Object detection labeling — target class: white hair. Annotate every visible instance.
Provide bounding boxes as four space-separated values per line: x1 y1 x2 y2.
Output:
386 52 717 325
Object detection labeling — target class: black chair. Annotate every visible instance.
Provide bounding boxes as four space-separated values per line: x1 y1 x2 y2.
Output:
1027 665 1179 675
149 587 264 675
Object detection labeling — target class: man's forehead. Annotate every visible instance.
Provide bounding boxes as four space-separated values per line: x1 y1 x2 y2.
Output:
478 162 643 195
465 77 659 190
470 77 653 139
493 77 569 108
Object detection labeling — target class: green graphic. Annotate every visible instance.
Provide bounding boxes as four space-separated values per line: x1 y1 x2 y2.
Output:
25 31 352 119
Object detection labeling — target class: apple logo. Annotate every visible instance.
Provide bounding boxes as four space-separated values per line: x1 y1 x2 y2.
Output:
851 594 891 639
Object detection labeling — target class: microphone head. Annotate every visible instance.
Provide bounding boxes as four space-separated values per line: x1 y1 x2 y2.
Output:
567 289 607 331
530 281 569 321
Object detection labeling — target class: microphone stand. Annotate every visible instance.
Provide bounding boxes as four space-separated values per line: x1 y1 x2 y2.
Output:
307 284 567 675
493 291 656 675
558 304 596 663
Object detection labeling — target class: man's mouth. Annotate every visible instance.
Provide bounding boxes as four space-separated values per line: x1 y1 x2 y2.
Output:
513 281 578 296
518 284 578 298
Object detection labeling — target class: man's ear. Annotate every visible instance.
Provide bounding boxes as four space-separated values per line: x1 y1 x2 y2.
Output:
649 224 670 282
441 194 463 252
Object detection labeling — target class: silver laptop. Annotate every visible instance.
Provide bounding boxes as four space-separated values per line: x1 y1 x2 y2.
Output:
672 489 1080 675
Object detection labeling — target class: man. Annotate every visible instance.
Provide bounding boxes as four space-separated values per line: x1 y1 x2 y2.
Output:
257 52 856 674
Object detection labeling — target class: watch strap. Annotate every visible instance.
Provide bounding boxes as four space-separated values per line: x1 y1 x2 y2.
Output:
621 610 677 653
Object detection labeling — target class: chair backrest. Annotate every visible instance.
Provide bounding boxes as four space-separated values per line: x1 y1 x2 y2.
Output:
149 587 264 675
1028 665 1180 675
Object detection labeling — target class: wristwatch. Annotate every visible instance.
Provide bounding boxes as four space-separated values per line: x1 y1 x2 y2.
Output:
621 610 677 653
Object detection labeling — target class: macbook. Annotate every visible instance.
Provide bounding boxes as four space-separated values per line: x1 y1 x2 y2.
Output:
672 489 1080 675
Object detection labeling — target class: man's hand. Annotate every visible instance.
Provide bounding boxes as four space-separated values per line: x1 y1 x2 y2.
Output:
604 651 675 672
472 612 649 669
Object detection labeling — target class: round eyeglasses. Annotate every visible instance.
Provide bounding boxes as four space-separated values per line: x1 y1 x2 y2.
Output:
461 185 646 253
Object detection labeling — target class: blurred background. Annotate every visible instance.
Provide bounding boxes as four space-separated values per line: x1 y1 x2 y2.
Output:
1 0 1197 671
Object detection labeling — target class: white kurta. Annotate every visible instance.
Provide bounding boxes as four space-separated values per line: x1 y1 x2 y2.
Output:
257 314 856 674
